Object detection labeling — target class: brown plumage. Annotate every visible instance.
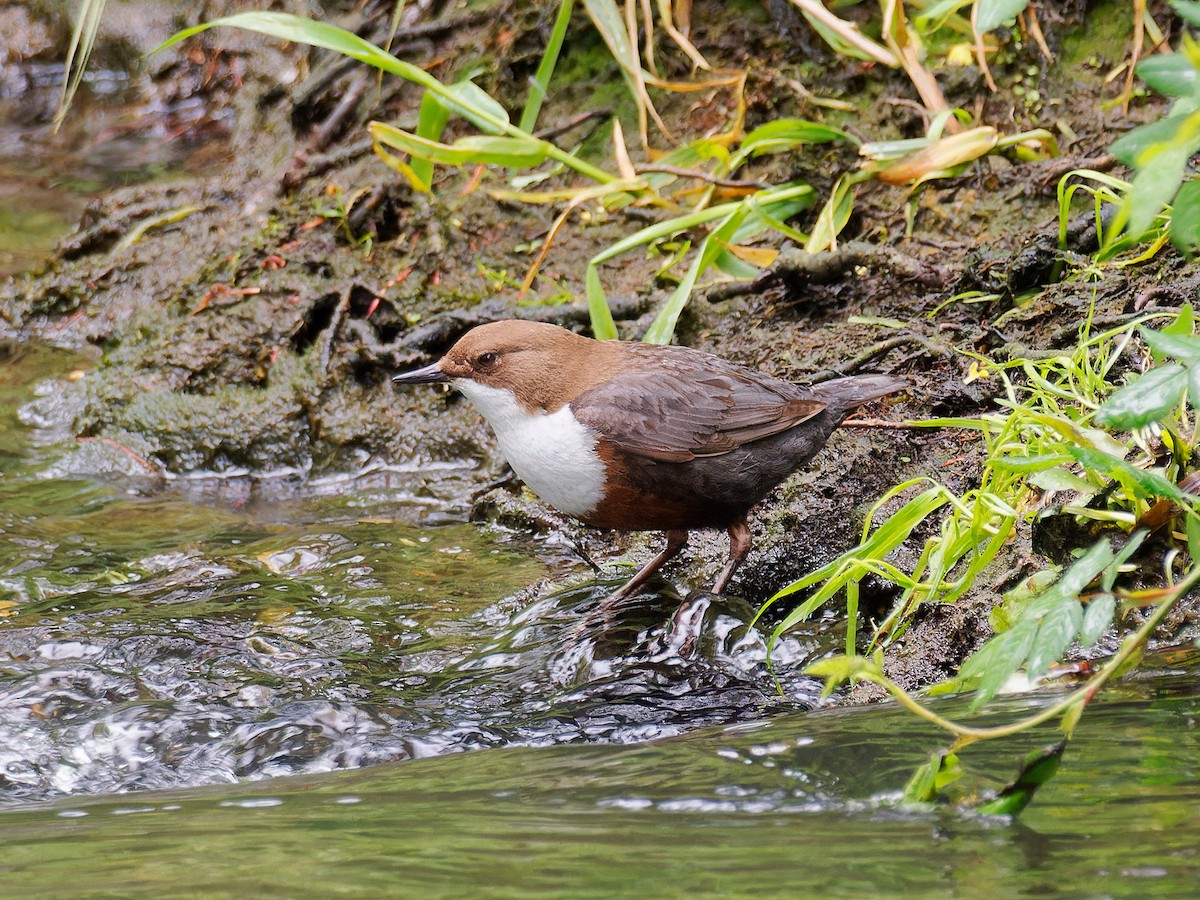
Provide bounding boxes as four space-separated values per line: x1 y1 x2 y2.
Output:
394 320 906 603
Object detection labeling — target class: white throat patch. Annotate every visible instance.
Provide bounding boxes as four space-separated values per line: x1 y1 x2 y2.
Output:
453 380 605 518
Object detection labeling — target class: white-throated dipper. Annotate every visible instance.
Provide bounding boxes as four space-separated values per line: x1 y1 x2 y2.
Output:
393 320 905 604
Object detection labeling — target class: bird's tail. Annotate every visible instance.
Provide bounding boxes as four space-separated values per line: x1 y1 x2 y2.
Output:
811 374 907 417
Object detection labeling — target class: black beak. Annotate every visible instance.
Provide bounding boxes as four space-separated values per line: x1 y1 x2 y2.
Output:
392 362 448 385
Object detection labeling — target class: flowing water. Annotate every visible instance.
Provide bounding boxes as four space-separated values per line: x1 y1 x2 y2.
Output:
2 332 1199 898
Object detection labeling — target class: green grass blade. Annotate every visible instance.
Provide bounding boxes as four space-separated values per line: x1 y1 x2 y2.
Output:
155 12 616 185
585 265 619 340
55 0 108 130
519 0 574 133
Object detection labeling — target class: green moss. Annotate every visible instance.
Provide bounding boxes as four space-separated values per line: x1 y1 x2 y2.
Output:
113 379 310 474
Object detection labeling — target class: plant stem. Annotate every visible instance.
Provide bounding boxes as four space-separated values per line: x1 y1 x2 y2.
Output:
875 560 1200 740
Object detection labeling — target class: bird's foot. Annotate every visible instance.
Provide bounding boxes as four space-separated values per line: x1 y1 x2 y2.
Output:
648 592 714 661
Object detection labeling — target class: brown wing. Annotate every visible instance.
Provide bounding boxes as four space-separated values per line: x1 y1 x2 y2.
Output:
570 347 826 462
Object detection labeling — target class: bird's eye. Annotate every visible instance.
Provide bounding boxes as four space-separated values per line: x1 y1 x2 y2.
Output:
477 351 499 368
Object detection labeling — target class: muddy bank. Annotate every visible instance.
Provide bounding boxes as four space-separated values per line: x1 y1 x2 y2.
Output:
2 0 1194 692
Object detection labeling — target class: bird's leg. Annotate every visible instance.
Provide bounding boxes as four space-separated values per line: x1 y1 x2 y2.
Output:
710 518 751 595
599 529 689 611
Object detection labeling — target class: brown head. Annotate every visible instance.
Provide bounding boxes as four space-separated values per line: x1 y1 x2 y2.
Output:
393 320 623 413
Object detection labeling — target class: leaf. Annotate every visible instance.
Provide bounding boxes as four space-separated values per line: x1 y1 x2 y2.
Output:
976 742 1067 817
1110 111 1200 238
1027 467 1098 496
958 618 1037 707
642 208 750 345
806 173 858 253
804 654 885 698
903 750 962 804
974 0 1032 34
1067 445 1191 502
1136 54 1200 99
518 0 573 133
1140 325 1200 364
1124 145 1193 238
1188 512 1200 562
1093 363 1188 429
735 119 854 163
957 540 1114 707
1079 593 1117 646
1161 303 1196 338
1172 0 1200 28
992 568 1062 633
371 125 549 167
1102 529 1148 592
1171 180 1200 255
1110 114 1198 168
156 13 448 103
1026 601 1083 678
442 80 510 134
412 91 453 191
638 185 815 344
585 266 618 340
875 127 999 186
989 452 1074 473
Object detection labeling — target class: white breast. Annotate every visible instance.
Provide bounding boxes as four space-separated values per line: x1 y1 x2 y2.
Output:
453 380 606 518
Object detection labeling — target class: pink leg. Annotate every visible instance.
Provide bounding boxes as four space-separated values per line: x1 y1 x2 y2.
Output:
710 518 751 595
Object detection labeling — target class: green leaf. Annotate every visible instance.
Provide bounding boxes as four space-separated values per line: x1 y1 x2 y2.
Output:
1102 529 1148 592
642 208 749 345
443 80 510 135
640 184 815 344
1026 601 1083 678
585 265 618 340
957 541 1115 707
1136 54 1200 99
1028 466 1098 495
958 618 1037 707
1161 303 1196 338
1066 445 1190 501
1187 512 1200 562
731 119 854 169
519 0 573 133
728 193 814 244
1110 114 1199 168
974 0 1031 33
412 92 453 191
1125 149 1191 238
903 750 962 804
1055 539 1118 597
976 742 1066 817
156 13 447 100
1140 325 1200 362
806 172 859 254
992 568 1062 633
804 654 884 698
1079 593 1116 646
1172 0 1200 27
372 125 550 167
1094 363 1188 429
1171 180 1200 255
156 11 618 188
990 452 1074 472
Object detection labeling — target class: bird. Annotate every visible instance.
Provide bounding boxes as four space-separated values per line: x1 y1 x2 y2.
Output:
393 320 906 607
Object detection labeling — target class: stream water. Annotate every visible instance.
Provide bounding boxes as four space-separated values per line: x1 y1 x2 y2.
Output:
2 324 1199 898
